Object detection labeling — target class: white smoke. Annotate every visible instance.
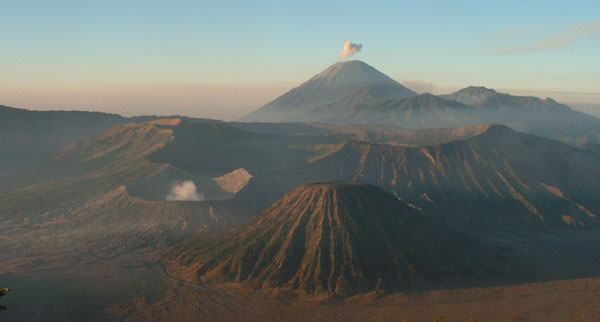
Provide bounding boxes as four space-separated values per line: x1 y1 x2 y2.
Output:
166 180 204 201
339 41 363 59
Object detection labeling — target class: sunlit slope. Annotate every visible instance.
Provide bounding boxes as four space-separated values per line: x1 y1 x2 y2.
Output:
166 183 500 295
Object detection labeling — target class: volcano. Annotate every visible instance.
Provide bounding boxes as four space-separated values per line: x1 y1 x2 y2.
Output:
166 182 499 295
239 60 416 122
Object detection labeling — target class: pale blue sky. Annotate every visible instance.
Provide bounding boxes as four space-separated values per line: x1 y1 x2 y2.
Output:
1 0 599 119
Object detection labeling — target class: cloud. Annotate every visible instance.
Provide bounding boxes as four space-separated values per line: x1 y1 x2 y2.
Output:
495 22 600 54
166 180 204 201
339 41 363 59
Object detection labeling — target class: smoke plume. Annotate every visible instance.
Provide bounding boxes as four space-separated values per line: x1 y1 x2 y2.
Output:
339 41 362 59
166 180 204 201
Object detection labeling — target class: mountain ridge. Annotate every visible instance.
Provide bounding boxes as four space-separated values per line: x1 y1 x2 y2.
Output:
287 124 600 230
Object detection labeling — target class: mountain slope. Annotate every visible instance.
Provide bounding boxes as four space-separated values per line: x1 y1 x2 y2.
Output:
310 93 479 127
441 86 571 113
230 122 499 147
288 125 600 230
440 87 600 147
0 119 299 271
239 61 416 122
2 117 342 224
0 104 218 187
145 119 340 176
0 105 129 186
166 183 499 295
439 86 499 106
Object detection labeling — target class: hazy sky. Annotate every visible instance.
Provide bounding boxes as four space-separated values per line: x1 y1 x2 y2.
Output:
1 0 599 120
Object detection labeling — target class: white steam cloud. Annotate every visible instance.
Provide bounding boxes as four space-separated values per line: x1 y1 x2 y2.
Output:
339 41 363 59
166 180 204 201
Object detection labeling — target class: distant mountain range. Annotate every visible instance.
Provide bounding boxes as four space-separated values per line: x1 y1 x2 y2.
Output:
2 60 598 185
239 61 600 149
